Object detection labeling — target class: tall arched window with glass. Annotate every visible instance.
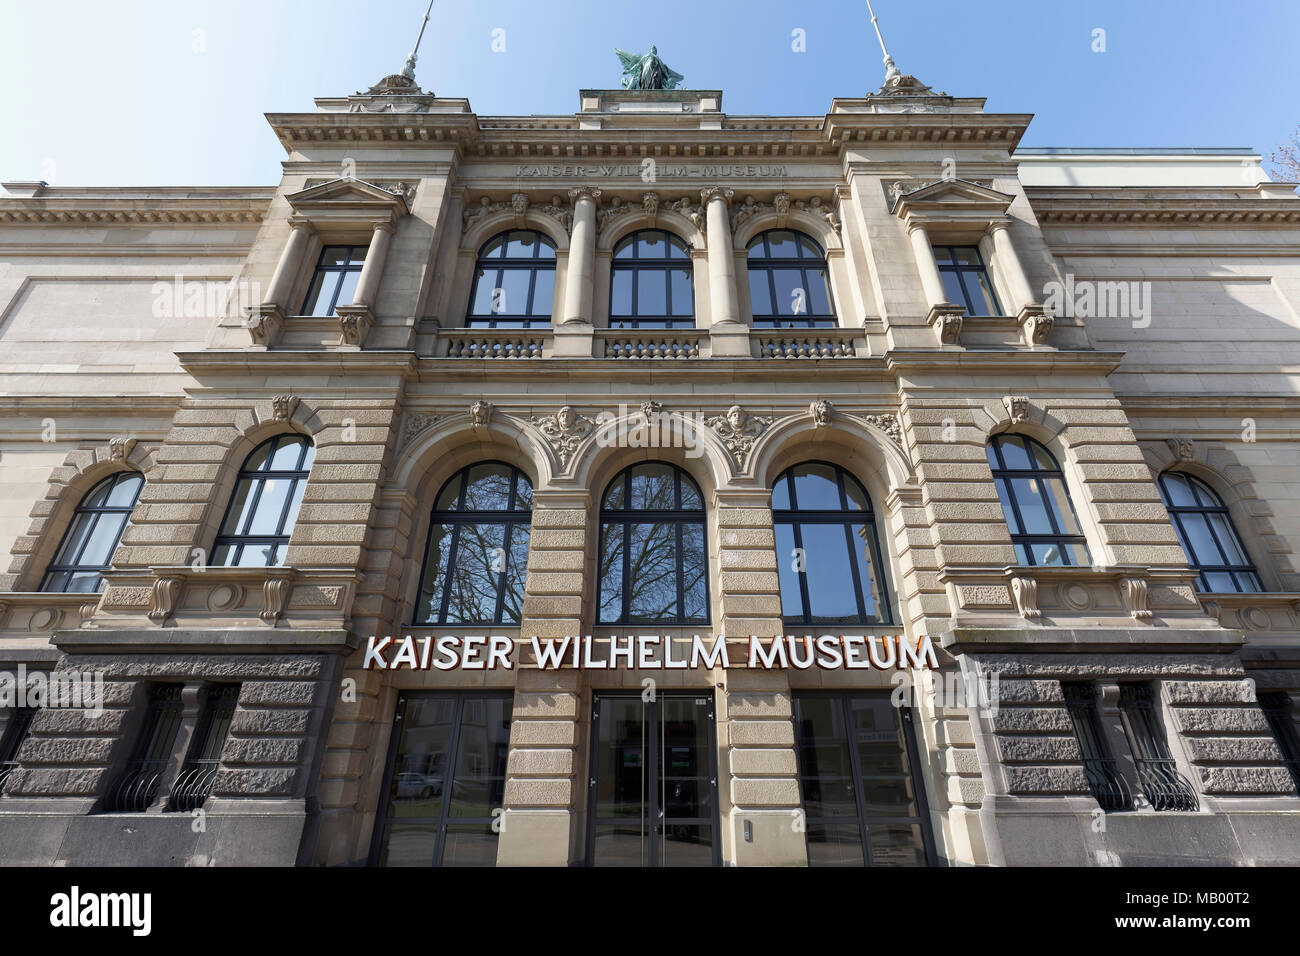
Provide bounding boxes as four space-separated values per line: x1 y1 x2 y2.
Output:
466 231 556 328
609 230 694 328
598 463 708 624
771 463 891 625
987 434 1091 566
746 230 835 328
1157 472 1263 593
417 464 533 625
212 435 315 568
40 472 144 593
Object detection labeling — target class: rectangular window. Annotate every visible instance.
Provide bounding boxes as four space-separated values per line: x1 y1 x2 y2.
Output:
301 244 368 316
102 684 184 813
932 244 1001 316
1118 683 1199 811
169 684 240 812
1061 683 1133 811
1259 692 1300 793
0 707 38 795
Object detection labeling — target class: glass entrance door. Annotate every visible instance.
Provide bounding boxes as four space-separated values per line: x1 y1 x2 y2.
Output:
588 694 720 866
793 692 938 866
373 692 513 867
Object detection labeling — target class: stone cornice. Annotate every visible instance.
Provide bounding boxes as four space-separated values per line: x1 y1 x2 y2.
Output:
884 348 1125 376
1031 197 1300 225
0 193 272 225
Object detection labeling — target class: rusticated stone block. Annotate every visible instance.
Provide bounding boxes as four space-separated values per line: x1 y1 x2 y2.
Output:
237 681 319 706
508 720 576 747
991 706 1073 734
4 766 108 796
230 709 312 736
506 749 574 776
510 693 578 719
728 719 794 747
1184 736 1283 763
15 736 117 765
997 736 1082 763
32 708 130 736
1198 766 1297 795
1175 707 1271 734
1164 680 1256 704
503 777 571 807
213 767 299 796
1003 765 1090 794
993 680 1065 704
729 777 800 807
728 748 797 775
222 737 305 765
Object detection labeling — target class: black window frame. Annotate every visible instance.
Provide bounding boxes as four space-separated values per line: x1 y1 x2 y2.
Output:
1157 471 1264 594
1061 682 1134 812
102 683 185 813
39 471 144 594
466 230 557 328
771 462 893 626
609 229 695 329
212 434 315 569
168 684 240 812
932 243 1002 316
415 462 534 627
987 434 1091 568
0 706 38 794
746 229 837 328
597 463 710 626
300 244 368 317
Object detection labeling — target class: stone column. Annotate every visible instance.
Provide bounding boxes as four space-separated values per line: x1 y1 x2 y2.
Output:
703 187 750 357
715 490 805 865
265 219 313 313
496 490 590 865
351 221 395 310
907 222 947 311
987 220 1035 316
562 187 600 324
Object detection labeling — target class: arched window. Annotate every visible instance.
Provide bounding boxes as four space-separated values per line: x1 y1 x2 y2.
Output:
598 463 708 624
416 463 533 625
1157 472 1262 593
987 434 1091 567
746 230 835 328
771 463 891 624
467 230 556 327
212 435 315 568
609 229 693 328
40 472 144 593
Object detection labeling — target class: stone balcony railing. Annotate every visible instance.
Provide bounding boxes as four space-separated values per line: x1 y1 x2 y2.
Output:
752 328 864 358
437 328 550 359
596 328 707 359
429 325 875 359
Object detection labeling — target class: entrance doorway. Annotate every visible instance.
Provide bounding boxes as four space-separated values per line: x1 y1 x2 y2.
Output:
587 693 720 866
792 692 938 866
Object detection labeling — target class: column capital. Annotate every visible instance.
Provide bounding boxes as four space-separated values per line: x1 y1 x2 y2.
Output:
985 217 1014 234
372 220 397 236
701 186 735 205
568 186 602 203
905 219 930 237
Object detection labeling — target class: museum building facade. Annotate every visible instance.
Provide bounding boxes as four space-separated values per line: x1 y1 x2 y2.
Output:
0 66 1299 867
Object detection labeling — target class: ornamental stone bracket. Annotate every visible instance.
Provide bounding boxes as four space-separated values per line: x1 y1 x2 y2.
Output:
928 304 965 347
705 404 773 470
531 405 597 471
1017 306 1054 349
334 304 374 350
940 565 1217 635
244 305 284 350
90 567 361 631
1197 592 1300 640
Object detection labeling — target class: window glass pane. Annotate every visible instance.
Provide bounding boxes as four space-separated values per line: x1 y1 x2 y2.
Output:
445 523 507 624
530 269 555 317
1190 476 1222 508
1031 542 1066 566
320 246 350 266
670 269 693 316
636 270 667 316
630 464 676 511
469 269 497 315
43 571 70 592
82 478 114 508
748 269 773 315
1160 473 1196 507
598 523 625 623
210 544 235 567
1203 571 1235 592
792 463 841 510
766 231 798 257
961 270 999 316
346 245 368 265
479 234 506 259
637 232 665 258
843 476 870 512
939 270 966 307
418 523 455 623
1207 513 1248 565
331 271 361 313
602 477 626 511
994 436 1032 470
247 478 291 536
237 543 277 567
985 443 1001 470
806 269 832 315
806 824 866 867
1066 541 1092 566
1014 543 1030 565
500 525 530 624
626 522 679 622
613 237 635 260
771 269 806 317
1042 478 1082 535
798 234 823 258
931 245 955 266
681 522 708 621
1237 572 1263 593
771 475 792 510
799 523 859 623
775 522 804 620
52 512 97 566
494 269 531 315
1178 513 1225 566
106 474 144 508
610 269 634 315
869 824 928 867
952 247 981 267
994 478 1021 535
503 232 538 258
269 438 306 471
446 698 511 824
849 523 885 620
65 571 102 593
78 512 127 567
302 272 333 316
462 464 513 511
513 474 534 510
666 235 689 259
1010 478 1053 534
679 476 703 511
283 479 307 538
1029 441 1057 470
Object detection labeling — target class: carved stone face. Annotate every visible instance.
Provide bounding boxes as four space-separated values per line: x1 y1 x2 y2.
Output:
726 405 747 432
557 406 577 430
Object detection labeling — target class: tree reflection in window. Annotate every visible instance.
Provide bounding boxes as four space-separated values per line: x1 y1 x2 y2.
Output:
417 463 533 625
987 434 1090 567
598 463 708 624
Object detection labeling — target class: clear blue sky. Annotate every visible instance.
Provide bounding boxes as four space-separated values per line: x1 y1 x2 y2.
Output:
1 0 1296 186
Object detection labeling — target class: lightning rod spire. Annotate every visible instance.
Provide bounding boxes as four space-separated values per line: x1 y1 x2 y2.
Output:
865 0 901 85
401 0 436 81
